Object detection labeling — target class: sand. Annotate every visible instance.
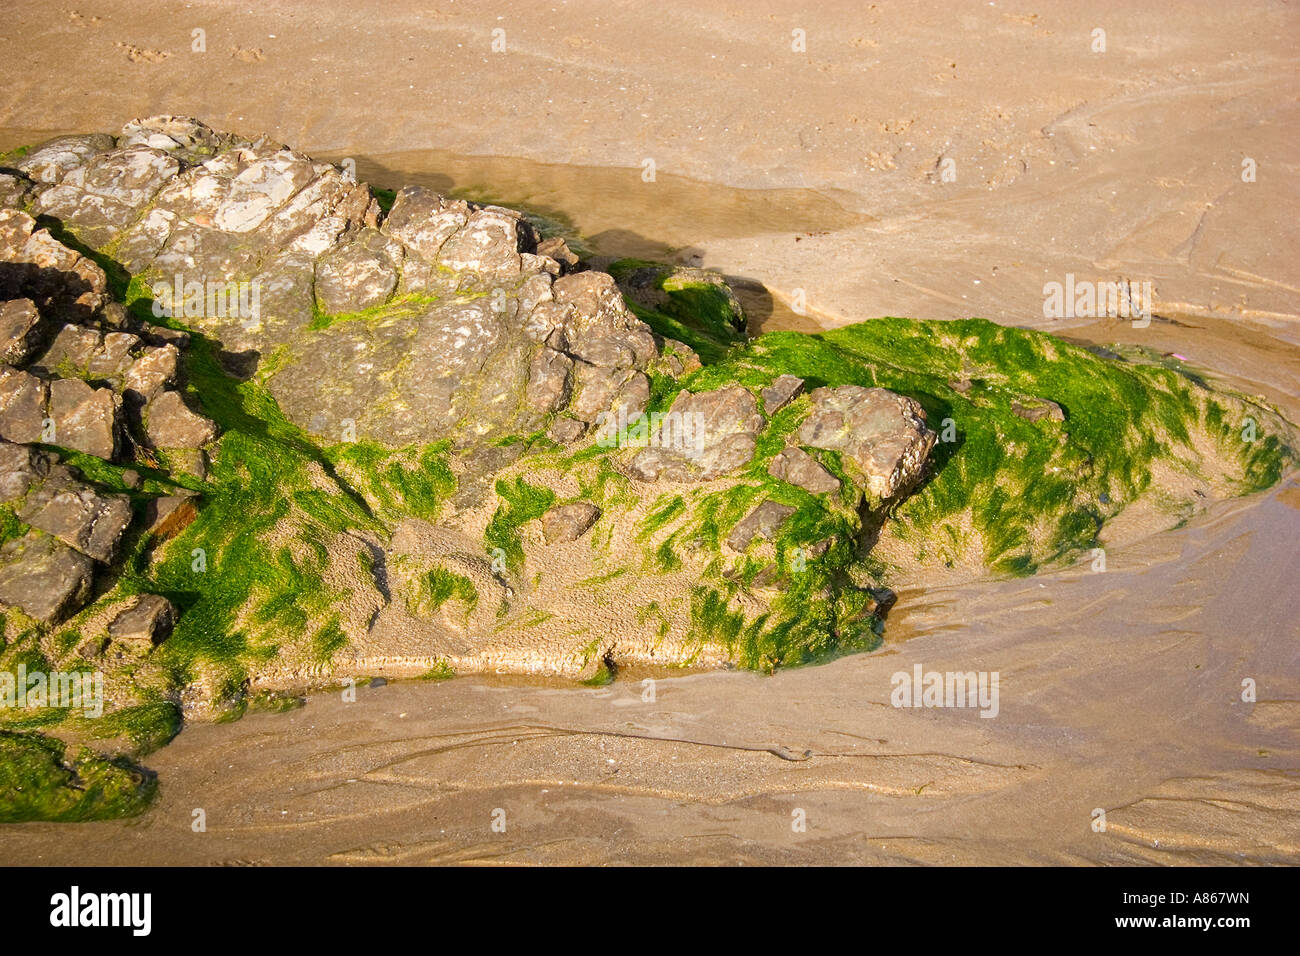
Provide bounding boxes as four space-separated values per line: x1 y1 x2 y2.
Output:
0 0 1297 864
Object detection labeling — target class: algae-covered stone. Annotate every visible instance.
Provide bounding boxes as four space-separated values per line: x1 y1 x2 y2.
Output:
727 500 796 552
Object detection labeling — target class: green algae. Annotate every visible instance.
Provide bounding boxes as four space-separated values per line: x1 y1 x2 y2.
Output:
0 731 157 823
485 476 556 571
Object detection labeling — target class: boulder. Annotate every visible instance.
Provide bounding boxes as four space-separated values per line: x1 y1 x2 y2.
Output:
0 440 51 500
726 500 796 552
0 530 95 623
762 374 805 414
0 366 48 444
797 385 935 500
144 389 218 449
107 594 176 648
48 377 120 460
0 298 45 365
767 446 840 495
627 386 764 482
313 228 401 314
16 466 133 562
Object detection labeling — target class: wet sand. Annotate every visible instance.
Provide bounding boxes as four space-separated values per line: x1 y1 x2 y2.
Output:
0 0 1297 864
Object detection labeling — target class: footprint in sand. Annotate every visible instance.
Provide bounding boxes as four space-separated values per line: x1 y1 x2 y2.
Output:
116 42 170 64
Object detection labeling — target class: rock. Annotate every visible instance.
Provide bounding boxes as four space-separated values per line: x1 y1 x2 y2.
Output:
122 344 179 403
368 677 387 688
547 416 586 444
0 298 46 365
31 324 141 383
767 446 840 494
437 205 537 277
536 237 579 273
145 493 198 540
570 364 648 423
657 338 702 378
0 366 48 444
144 389 218 449
0 210 108 323
797 385 936 500
0 530 95 623
383 187 474 263
0 173 32 210
627 386 764 482
614 263 746 335
552 271 657 368
1011 397 1066 423
14 134 115 185
526 347 574 413
48 377 120 460
15 466 133 562
726 500 796 552
0 440 52 500
542 502 601 544
108 594 176 649
762 374 805 414
314 228 401 314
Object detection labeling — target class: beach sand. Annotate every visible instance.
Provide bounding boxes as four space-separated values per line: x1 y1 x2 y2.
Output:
0 0 1296 864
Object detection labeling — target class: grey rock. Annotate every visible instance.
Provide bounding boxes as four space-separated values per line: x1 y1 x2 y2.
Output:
526 347 573 414
627 386 764 482
16 465 132 562
0 173 32 210
768 446 840 494
797 385 935 500
0 530 95 623
383 187 473 263
0 440 52 500
541 502 601 544
552 271 657 368
108 594 176 647
0 366 48 444
15 134 115 185
726 500 796 552
0 298 45 365
536 237 579 273
123 344 180 403
48 377 120 460
144 389 217 449
762 374 804 414
314 228 401 314
437 204 536 277
547 416 587 444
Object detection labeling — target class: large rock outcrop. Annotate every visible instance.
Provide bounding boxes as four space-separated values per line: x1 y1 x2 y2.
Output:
0 116 945 684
